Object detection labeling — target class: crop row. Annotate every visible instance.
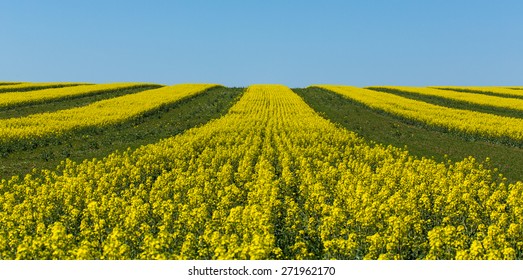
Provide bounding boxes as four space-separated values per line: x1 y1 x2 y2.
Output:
315 85 523 146
0 84 218 153
368 86 523 114
0 82 86 93
0 83 162 109
432 86 523 99
0 82 23 86
0 85 521 259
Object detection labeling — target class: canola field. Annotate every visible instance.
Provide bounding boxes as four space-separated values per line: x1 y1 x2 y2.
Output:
0 83 522 260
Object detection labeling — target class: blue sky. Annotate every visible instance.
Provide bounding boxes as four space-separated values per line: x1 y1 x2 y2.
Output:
1 0 522 87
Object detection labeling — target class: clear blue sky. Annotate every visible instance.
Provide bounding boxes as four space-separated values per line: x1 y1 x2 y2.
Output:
1 0 522 87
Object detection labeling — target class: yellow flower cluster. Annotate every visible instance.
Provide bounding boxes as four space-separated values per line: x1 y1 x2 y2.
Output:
0 84 218 151
315 85 523 146
0 84 521 259
0 82 86 93
369 86 523 113
432 86 523 99
0 83 161 109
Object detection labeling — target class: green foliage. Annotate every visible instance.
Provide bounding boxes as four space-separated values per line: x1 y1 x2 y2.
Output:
0 82 86 93
0 85 161 120
293 87 523 182
0 86 243 178
0 85 521 260
367 86 523 119
0 84 217 156
314 85 523 147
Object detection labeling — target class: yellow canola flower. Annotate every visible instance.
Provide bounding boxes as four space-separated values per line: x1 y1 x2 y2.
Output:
369 86 523 113
0 82 87 93
431 86 523 99
0 84 522 260
0 82 161 109
314 85 523 145
0 83 218 143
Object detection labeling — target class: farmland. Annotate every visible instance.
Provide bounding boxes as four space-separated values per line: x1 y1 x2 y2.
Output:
0 83 522 259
